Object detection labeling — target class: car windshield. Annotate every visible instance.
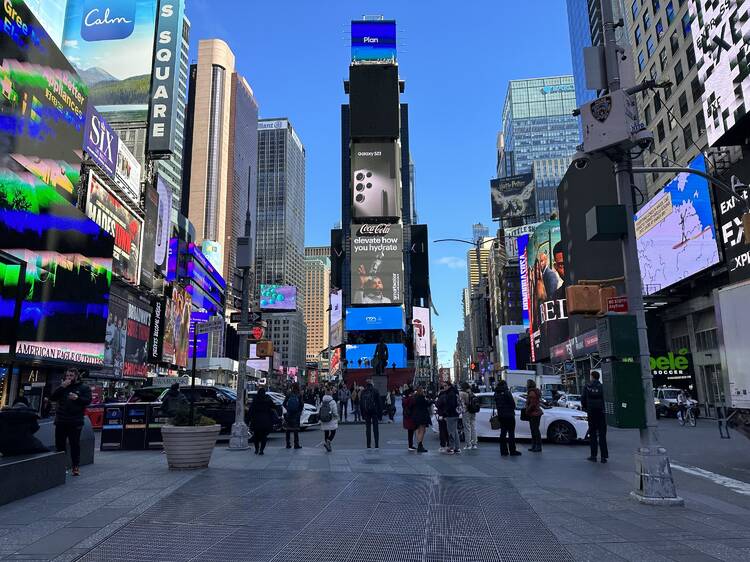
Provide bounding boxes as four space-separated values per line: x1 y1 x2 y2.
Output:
221 388 237 400
567 395 581 401
661 390 680 399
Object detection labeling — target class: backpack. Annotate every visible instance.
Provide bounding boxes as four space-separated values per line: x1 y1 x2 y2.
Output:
361 388 377 416
286 394 301 415
466 393 481 414
585 382 604 411
319 401 333 423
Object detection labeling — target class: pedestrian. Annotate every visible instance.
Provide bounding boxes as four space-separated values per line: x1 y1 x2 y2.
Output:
435 382 450 452
319 387 339 452
283 382 303 449
337 384 351 421
402 387 417 451
412 386 431 452
161 382 187 417
443 381 462 454
50 368 92 476
581 370 608 463
359 379 381 448
248 388 274 455
494 380 521 456
460 382 479 450
525 379 544 452
385 390 395 423
351 385 361 422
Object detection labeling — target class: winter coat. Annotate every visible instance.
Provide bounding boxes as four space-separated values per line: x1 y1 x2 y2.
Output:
402 394 417 430
437 387 459 418
51 381 92 426
411 394 432 427
248 393 275 433
283 392 303 429
581 380 605 413
359 385 381 420
525 388 543 418
319 395 339 431
494 388 516 419
338 387 351 405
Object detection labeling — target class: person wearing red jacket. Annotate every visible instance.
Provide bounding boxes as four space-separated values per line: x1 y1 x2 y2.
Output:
402 387 417 451
525 379 544 452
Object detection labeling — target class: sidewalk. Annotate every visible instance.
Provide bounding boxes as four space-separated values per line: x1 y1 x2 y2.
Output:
1 425 750 561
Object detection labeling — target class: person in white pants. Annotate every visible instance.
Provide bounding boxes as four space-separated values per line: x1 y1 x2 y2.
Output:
460 382 478 449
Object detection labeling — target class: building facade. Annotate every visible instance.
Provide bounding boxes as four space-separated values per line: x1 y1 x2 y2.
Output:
304 247 331 362
467 237 494 289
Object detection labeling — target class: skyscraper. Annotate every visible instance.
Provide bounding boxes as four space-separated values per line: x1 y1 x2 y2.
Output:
255 118 306 370
497 76 580 217
466 237 494 289
472 223 489 243
183 39 259 301
304 247 331 362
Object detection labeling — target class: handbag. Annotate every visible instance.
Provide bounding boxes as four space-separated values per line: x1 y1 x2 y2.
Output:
489 404 501 430
520 408 529 422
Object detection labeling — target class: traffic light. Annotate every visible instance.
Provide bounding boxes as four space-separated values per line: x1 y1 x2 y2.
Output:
470 362 477 372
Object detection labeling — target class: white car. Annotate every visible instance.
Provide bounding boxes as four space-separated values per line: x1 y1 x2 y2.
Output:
267 391 320 429
557 393 582 410
474 392 588 444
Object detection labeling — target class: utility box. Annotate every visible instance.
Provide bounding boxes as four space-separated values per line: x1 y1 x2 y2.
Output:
256 340 273 358
601 361 646 429
236 236 252 269
597 314 639 358
586 205 627 241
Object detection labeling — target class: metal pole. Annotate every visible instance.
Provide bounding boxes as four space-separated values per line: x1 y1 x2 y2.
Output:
599 0 681 504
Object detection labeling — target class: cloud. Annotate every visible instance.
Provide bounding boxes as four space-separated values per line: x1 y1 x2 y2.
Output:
63 40 78 49
437 256 466 270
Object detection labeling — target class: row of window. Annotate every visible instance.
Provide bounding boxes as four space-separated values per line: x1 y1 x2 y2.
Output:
635 0 691 73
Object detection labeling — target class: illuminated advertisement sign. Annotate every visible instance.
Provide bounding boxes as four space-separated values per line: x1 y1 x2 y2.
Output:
189 243 226 289
26 0 68 48
259 284 297 311
329 289 343 348
345 306 404 331
0 254 25 357
86 172 143 285
412 306 431 357
147 0 184 157
201 240 222 272
351 20 396 63
103 284 151 378
345 343 406 369
350 223 404 304
490 173 536 221
154 176 172 271
161 285 190 367
329 347 341 376
504 223 542 259
351 142 400 219
62 0 158 108
635 155 720 295
115 140 141 207
83 106 118 177
188 310 209 359
518 234 530 327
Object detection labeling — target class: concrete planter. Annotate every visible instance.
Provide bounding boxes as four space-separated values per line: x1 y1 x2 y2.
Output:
161 424 221 469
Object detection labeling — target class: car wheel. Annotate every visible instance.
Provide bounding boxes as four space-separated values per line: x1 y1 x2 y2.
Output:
657 405 669 418
547 421 576 445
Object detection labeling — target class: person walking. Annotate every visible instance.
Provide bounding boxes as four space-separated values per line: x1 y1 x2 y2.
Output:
402 387 417 451
283 382 303 449
50 368 92 476
581 370 608 463
412 386 431 453
351 386 361 422
526 379 544 452
385 390 396 423
319 388 339 452
435 383 450 452
248 388 274 455
444 381 462 454
494 380 521 457
337 384 351 422
359 379 381 448
460 382 479 450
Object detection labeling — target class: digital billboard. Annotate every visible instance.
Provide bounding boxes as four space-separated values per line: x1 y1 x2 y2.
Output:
345 343 406 369
715 162 750 284
329 289 343 348
26 0 68 48
504 223 541 259
526 220 568 362
62 0 158 108
350 223 404 305
412 306 431 357
351 142 400 219
103 284 151 378
0 254 25 356
329 347 341 376
154 176 172 271
161 285 190 367
86 172 143 285
351 20 396 63
84 106 118 177
115 139 141 207
345 306 404 331
259 284 297 311
188 310 209 360
490 173 536 221
635 155 720 295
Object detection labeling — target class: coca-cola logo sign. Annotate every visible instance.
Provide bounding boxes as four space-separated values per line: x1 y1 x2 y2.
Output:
358 223 391 235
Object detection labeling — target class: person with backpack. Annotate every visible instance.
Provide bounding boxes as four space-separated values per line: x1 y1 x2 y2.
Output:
494 380 521 457
526 379 544 452
319 387 339 452
359 379 381 448
581 370 608 463
247 388 274 455
412 386 431 453
283 382 303 449
337 384 351 421
460 382 479 450
443 381 462 454
402 387 417 451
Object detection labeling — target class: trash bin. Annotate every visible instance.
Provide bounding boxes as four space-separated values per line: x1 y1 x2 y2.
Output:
100 404 125 450
85 405 104 430
122 404 148 450
145 403 168 449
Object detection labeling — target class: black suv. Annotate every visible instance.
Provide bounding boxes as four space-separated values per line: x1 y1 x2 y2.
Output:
158 385 241 434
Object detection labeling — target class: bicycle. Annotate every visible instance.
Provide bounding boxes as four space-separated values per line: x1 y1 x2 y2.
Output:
677 406 696 427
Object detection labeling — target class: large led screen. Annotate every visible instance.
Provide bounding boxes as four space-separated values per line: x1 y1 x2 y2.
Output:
490 173 536 221
86 172 143 285
345 343 406 369
103 284 151 378
161 285 190 367
345 306 404 331
412 306 431 357
0 255 24 356
259 284 297 311
351 20 396 63
351 142 399 218
635 155 720 295
62 0 158 108
350 223 404 305
329 289 343 348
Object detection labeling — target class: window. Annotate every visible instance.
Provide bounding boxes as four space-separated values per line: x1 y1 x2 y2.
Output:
635 26 642 45
683 123 694 148
678 92 689 117
674 61 684 85
660 150 670 166
652 0 660 10
664 82 672 100
695 328 718 352
632 0 639 18
647 36 655 57
670 31 679 55
671 137 682 161
657 120 666 142
644 104 652 125
691 76 704 103
659 49 668 71
696 110 706 135
686 44 696 69
643 11 652 30
681 12 691 36
654 92 662 112
650 160 659 182
666 1 675 23
638 51 646 71
668 111 677 130
656 19 664 39
649 65 658 80
671 334 690 351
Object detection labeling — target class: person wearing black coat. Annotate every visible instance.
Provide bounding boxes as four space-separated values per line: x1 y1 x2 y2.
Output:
248 388 275 455
494 380 521 457
50 368 92 475
411 386 432 453
581 370 608 463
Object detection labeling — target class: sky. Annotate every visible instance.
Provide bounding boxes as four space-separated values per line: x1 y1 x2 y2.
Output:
186 0 575 367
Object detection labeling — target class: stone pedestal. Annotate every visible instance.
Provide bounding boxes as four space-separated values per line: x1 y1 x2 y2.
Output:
631 446 684 506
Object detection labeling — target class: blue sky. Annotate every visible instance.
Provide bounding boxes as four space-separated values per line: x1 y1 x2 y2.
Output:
186 0 574 366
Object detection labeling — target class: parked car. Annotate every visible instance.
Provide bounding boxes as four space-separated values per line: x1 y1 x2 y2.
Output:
266 391 320 429
462 392 589 444
653 387 699 419
557 393 582 410
157 385 242 434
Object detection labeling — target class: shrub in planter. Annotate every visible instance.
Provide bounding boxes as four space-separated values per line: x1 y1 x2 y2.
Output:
161 405 220 469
